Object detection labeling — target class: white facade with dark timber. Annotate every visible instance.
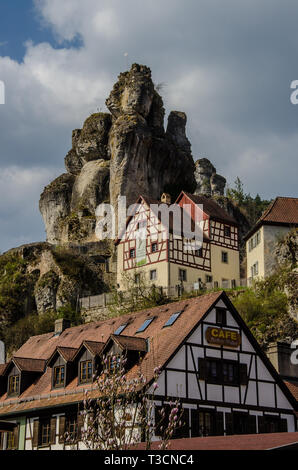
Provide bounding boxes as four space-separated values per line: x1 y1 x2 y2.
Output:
0 292 296 449
153 295 296 437
116 192 240 291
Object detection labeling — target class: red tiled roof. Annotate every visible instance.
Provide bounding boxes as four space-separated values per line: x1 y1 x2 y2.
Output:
259 197 298 225
284 380 298 402
47 346 78 366
182 192 237 225
115 195 210 245
0 364 8 376
244 197 298 240
135 432 298 450
0 291 223 415
83 341 105 356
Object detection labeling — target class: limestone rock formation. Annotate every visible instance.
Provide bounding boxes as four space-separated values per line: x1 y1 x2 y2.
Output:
40 63 196 244
0 242 113 324
194 158 226 197
39 174 75 245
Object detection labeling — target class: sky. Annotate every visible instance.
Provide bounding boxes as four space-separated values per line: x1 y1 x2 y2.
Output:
0 0 297 252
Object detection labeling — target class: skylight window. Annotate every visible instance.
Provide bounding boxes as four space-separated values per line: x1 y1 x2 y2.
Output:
163 311 182 328
136 318 154 333
114 323 128 335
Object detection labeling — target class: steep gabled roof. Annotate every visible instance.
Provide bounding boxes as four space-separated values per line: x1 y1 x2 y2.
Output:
115 195 209 245
82 341 105 356
72 341 105 362
244 197 298 240
179 192 238 225
0 364 8 376
47 346 78 366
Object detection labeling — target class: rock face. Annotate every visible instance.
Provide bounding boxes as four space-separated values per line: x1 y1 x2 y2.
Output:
40 63 196 244
194 158 226 197
0 243 113 323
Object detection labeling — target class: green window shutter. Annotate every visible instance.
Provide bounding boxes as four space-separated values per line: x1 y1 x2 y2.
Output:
239 364 248 385
215 412 224 436
225 413 234 435
198 358 206 380
77 413 84 440
59 416 66 443
32 420 39 448
50 417 57 445
191 409 200 437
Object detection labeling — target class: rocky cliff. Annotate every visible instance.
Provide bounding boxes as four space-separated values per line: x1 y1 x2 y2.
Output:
40 64 196 244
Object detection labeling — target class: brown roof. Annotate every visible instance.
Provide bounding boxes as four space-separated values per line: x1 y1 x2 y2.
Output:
47 346 78 365
110 335 148 352
135 432 298 450
244 197 298 240
284 381 298 402
0 291 223 415
0 364 8 376
182 192 238 225
259 197 298 225
12 357 46 373
83 341 105 356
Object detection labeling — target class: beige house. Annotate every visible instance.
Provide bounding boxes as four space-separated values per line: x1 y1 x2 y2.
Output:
245 197 298 282
115 191 240 292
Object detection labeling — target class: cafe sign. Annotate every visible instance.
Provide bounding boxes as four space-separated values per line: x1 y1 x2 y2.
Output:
205 327 241 348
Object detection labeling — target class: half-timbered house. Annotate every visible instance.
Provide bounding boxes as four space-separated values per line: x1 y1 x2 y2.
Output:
0 291 296 450
116 191 240 291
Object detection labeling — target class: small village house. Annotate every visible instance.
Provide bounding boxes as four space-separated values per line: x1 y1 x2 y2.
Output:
116 191 240 293
245 197 298 282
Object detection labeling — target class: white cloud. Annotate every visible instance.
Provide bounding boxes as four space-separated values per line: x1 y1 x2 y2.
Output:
0 0 297 251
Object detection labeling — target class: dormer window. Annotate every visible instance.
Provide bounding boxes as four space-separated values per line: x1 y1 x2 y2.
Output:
107 355 121 372
8 375 20 396
53 366 65 388
79 360 93 383
224 226 231 237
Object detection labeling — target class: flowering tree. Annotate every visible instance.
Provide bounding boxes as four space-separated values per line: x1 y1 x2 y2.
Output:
78 355 183 450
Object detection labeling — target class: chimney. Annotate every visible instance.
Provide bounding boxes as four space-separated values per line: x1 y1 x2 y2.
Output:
54 318 71 336
0 340 5 364
161 193 171 204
